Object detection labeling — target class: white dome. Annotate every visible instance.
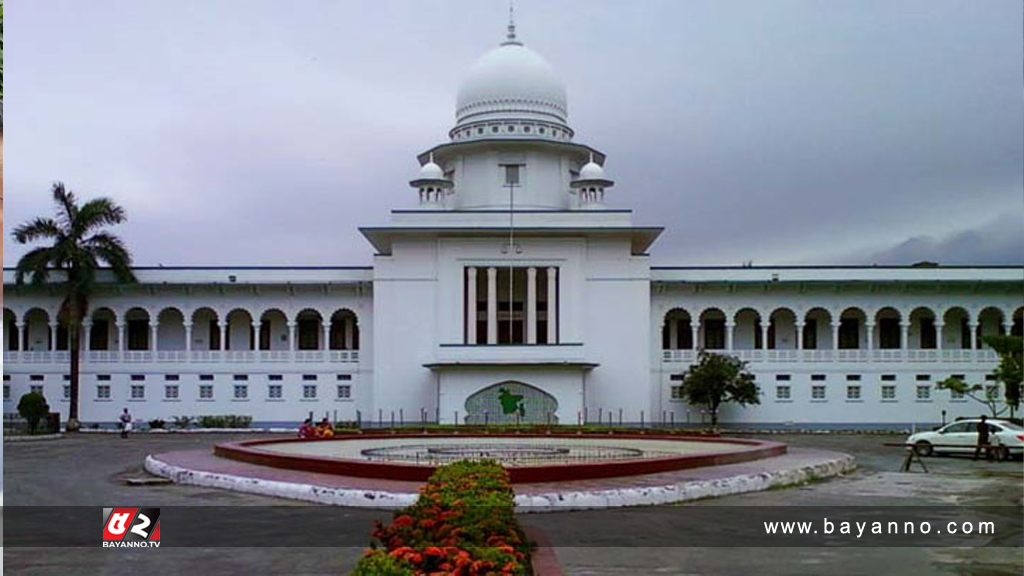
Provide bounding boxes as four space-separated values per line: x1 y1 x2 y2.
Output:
419 160 444 180
455 42 568 127
579 160 605 180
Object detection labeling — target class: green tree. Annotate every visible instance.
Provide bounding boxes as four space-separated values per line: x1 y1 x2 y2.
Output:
13 183 136 431
17 391 50 434
982 334 1022 418
936 376 1007 418
678 351 760 427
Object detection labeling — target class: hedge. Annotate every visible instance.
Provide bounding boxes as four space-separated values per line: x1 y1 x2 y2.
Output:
353 460 532 575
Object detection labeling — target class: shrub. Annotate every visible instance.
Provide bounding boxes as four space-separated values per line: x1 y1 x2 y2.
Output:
196 415 252 429
354 460 532 575
224 415 252 428
173 415 193 429
148 418 166 430
197 415 225 429
350 550 415 576
17 391 50 434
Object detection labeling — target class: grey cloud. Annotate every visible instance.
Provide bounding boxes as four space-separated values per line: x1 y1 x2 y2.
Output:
4 0 1022 268
852 214 1024 266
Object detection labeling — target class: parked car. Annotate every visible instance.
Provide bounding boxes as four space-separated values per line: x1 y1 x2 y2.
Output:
908 419 1024 460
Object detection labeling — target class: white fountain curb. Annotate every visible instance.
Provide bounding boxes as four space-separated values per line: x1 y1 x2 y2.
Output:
3 433 65 443
516 453 856 510
145 452 856 511
144 454 419 508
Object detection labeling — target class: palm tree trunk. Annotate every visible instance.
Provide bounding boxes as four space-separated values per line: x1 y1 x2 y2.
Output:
67 293 84 431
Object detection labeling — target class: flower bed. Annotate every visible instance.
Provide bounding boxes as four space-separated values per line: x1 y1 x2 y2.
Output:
353 460 532 575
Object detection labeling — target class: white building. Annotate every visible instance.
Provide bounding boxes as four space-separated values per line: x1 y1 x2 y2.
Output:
4 25 1022 428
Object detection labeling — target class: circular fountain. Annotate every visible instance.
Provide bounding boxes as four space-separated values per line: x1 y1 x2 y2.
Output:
213 433 787 483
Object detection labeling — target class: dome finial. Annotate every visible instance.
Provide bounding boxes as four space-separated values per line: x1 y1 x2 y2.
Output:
503 2 522 46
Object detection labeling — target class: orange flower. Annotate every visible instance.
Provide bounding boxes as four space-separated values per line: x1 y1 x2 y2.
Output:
394 515 415 527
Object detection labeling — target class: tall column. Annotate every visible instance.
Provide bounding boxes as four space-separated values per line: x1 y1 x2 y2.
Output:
526 267 538 344
13 322 22 351
184 323 193 352
725 322 735 351
466 267 478 344
252 322 260 350
865 322 875 351
344 318 354 350
150 323 160 352
49 323 58 351
487 267 498 344
795 322 805 350
760 322 770 350
934 322 944 350
831 322 840 351
968 322 979 350
322 322 331 351
288 322 297 352
546 267 557 344
218 321 227 351
690 323 699 350
82 322 92 352
900 322 910 351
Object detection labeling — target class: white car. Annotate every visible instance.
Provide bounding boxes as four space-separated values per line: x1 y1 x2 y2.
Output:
908 419 1024 460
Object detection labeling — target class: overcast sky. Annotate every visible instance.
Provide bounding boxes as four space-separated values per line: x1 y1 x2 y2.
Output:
5 0 1022 268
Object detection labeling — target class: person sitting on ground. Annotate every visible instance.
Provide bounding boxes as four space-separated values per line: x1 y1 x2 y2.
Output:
298 418 317 439
316 417 335 438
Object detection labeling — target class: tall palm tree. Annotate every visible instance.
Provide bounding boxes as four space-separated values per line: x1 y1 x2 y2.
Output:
13 182 136 431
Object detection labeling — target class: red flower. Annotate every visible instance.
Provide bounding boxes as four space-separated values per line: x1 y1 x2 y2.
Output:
389 546 413 558
394 515 415 527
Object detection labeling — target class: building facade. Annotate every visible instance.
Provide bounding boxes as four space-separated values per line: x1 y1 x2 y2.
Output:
4 28 1021 427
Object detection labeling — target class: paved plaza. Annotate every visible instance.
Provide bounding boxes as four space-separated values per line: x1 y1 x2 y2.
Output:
3 432 1022 575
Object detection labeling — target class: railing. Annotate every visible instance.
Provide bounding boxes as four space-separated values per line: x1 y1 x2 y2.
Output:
661 348 999 364
3 349 360 365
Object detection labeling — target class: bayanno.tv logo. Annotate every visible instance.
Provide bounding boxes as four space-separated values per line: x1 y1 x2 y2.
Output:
102 508 161 548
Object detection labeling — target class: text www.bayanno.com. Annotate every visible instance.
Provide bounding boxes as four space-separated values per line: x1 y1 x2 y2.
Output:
764 518 995 538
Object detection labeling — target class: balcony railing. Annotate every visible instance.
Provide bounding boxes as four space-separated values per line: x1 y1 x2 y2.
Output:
661 348 999 364
3 349 359 365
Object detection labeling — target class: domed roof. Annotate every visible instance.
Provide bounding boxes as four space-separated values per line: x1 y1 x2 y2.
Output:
455 38 568 128
579 158 605 180
419 158 444 180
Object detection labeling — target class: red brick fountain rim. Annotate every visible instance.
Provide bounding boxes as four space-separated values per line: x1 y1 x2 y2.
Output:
214 433 787 484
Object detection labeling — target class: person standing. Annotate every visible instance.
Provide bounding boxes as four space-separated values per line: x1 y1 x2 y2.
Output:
973 415 992 461
119 408 133 439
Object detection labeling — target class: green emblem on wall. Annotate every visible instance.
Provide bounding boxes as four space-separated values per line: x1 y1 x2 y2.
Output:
497 387 526 417
465 381 558 425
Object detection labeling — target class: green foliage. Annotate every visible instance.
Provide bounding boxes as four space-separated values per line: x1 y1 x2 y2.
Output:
13 183 136 426
936 376 1007 418
173 415 193 429
147 418 166 430
355 460 532 575
17 391 50 434
983 335 1023 416
196 415 252 429
350 550 415 576
678 351 760 426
